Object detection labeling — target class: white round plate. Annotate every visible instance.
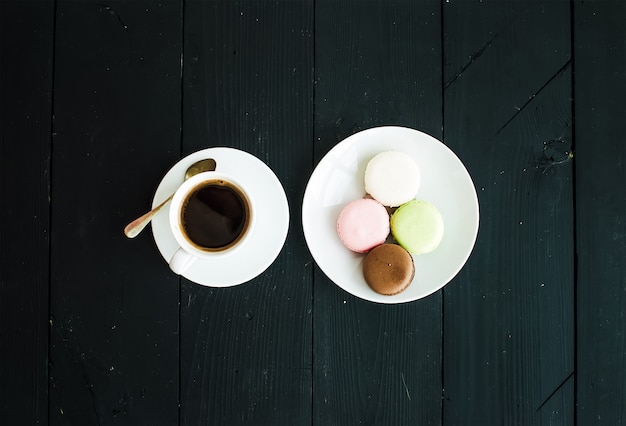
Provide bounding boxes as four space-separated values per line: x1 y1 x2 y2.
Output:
152 147 289 287
302 126 479 303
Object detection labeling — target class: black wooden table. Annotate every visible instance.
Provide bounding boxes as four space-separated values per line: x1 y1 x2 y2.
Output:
2 0 625 424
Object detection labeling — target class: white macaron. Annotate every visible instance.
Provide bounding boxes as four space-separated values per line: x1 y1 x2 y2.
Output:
364 151 421 207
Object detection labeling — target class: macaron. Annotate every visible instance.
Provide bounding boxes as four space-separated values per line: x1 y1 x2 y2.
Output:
336 198 389 253
390 200 444 255
363 243 415 295
364 151 421 207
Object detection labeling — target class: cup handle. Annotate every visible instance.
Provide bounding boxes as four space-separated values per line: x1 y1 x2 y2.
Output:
169 247 198 275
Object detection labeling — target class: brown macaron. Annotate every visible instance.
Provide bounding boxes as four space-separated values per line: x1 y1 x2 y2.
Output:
363 244 415 295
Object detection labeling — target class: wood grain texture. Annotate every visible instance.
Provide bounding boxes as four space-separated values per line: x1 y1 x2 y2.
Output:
49 1 182 423
574 0 626 423
313 1 443 424
442 1 574 424
180 1 313 424
3 1 626 424
0 1 53 424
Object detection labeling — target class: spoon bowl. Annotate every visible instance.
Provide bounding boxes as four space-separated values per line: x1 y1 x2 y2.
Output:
124 158 216 238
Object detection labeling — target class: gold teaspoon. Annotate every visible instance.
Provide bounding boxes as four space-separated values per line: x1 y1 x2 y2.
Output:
124 158 217 238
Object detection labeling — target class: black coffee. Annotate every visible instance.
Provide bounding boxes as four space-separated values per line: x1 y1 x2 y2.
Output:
181 180 249 250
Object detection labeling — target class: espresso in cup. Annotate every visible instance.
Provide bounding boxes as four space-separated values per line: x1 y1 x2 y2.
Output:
168 171 255 275
179 179 251 251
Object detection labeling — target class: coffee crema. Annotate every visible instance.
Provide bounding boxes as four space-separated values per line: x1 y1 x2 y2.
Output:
180 180 250 251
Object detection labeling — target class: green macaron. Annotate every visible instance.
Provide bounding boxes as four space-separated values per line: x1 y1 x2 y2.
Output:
390 200 444 254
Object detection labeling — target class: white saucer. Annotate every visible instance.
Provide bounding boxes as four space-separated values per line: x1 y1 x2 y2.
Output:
151 147 289 287
302 126 479 303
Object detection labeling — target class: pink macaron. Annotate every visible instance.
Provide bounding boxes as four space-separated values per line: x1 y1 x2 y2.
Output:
336 198 390 253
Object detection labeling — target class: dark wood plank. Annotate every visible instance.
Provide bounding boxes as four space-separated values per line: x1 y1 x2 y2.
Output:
313 1 443 424
574 0 626 423
180 1 313 424
49 1 182 423
442 1 574 423
0 1 54 424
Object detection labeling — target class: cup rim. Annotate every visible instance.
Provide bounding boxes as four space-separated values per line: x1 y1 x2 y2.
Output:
168 171 255 258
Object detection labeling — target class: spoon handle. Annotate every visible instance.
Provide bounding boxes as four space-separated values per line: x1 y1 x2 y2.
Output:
124 194 174 238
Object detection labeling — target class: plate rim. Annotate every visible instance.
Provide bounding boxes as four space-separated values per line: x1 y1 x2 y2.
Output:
302 125 479 304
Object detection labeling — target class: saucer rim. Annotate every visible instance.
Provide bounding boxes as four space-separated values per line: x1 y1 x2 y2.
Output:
151 147 290 287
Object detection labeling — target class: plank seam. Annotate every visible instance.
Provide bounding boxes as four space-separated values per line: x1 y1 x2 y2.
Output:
569 0 578 424
47 0 59 423
535 370 574 413
178 0 186 424
311 0 316 425
495 59 571 136
443 32 499 90
440 0 446 424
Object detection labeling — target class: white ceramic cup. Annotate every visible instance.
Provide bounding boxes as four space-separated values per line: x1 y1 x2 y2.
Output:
168 171 255 275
